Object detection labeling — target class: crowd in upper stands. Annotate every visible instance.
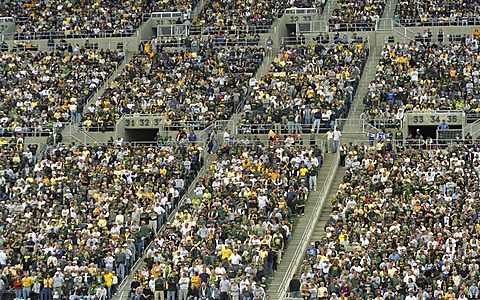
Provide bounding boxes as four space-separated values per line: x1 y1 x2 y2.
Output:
0 0 153 40
293 142 480 299
129 135 323 300
329 0 385 31
395 0 480 26
240 40 368 134
0 47 122 136
0 0 199 40
0 137 203 300
191 0 326 35
84 39 263 132
362 37 480 125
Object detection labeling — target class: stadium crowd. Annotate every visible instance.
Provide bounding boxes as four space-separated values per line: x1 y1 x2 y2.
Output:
395 0 480 26
85 41 263 132
191 0 326 35
241 41 368 134
329 0 385 31
0 138 203 300
128 136 323 300
362 38 480 125
292 142 480 300
0 0 191 40
0 48 123 136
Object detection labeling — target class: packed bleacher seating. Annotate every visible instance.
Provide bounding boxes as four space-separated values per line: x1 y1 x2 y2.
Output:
0 138 203 300
0 0 198 40
189 0 327 36
129 136 324 299
240 41 368 135
0 48 123 137
1 0 154 40
395 0 480 26
363 38 480 127
329 0 385 31
296 142 480 299
84 40 264 132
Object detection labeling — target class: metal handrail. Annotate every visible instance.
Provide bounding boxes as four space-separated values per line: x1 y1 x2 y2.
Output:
8 29 139 40
189 24 275 35
278 153 340 300
328 22 378 32
151 11 183 18
395 16 480 27
285 8 321 14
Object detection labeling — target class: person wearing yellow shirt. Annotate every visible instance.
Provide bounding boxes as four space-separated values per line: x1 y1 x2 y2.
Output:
339 230 349 245
22 274 33 300
191 272 201 288
299 165 309 178
220 246 233 260
104 270 114 299
43 275 53 300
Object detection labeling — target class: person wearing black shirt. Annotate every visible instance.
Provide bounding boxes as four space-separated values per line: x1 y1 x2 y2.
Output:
167 271 179 300
289 274 301 298
129 276 141 300
143 285 154 300
154 275 166 300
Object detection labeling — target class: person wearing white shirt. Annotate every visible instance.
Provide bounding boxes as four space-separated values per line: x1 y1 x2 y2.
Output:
332 128 342 153
228 250 242 272
178 273 190 300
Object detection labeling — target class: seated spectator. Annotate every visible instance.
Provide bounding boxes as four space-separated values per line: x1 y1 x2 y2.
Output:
241 41 368 135
86 40 263 131
0 48 122 136
329 0 385 31
304 142 480 299
0 139 203 300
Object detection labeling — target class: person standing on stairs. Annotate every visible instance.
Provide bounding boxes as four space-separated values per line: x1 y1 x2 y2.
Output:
324 129 333 153
288 274 301 298
332 127 342 153
308 164 318 191
265 36 274 57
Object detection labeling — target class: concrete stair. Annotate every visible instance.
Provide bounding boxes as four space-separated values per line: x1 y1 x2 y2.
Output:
382 0 399 19
267 153 338 299
310 168 344 241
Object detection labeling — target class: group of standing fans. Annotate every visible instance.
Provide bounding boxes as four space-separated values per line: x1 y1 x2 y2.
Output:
127 137 323 300
291 142 480 300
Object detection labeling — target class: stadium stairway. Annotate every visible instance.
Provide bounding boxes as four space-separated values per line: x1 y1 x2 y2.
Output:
309 167 344 245
321 0 338 21
267 153 338 300
82 50 134 117
382 0 399 19
341 48 383 141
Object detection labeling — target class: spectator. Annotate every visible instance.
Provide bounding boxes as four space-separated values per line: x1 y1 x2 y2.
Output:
289 274 302 298
437 120 449 131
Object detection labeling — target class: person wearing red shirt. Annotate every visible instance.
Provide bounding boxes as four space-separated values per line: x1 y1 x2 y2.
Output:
13 276 22 299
